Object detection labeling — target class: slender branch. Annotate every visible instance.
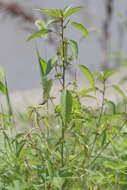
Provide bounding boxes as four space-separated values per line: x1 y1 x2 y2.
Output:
91 79 106 153
61 18 66 90
61 16 65 168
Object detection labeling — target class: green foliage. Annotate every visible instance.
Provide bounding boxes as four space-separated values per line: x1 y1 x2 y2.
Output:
0 65 12 119
68 40 78 60
71 22 88 37
112 84 125 98
27 29 52 41
60 89 72 122
78 64 95 87
0 4 126 190
63 6 82 19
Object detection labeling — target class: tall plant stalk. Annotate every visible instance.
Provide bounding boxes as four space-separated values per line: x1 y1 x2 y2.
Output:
61 16 65 167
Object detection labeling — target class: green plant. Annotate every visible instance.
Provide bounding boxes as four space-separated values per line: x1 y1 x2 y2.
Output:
28 5 89 170
0 5 127 190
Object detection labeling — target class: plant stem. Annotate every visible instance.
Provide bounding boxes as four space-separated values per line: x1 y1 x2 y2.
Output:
91 79 106 153
61 18 65 90
61 16 65 167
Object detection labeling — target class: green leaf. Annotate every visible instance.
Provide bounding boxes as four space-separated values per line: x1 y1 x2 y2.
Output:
35 19 47 30
60 89 72 122
0 65 13 118
68 40 78 60
47 18 60 25
106 100 116 114
104 70 117 80
0 81 6 95
101 131 106 146
46 59 53 75
78 65 95 87
64 6 82 19
39 9 62 18
112 84 125 98
27 29 52 41
36 48 47 78
80 87 96 98
94 71 104 81
0 65 6 83
43 79 53 102
71 22 88 37
59 168 73 177
36 49 53 103
46 160 54 178
5 79 13 118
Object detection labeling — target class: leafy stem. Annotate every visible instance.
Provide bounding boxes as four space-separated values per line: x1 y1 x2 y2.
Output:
61 16 65 167
91 79 106 153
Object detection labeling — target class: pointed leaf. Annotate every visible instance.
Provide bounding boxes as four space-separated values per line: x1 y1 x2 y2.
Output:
0 81 6 95
71 22 88 37
78 65 95 87
43 79 53 101
60 90 72 122
94 71 104 82
105 99 116 114
5 79 13 117
35 19 47 30
0 65 12 117
112 84 125 98
47 18 60 25
27 29 52 41
46 59 53 75
39 9 62 18
68 40 78 60
104 70 117 80
36 48 47 78
0 65 6 83
64 6 82 19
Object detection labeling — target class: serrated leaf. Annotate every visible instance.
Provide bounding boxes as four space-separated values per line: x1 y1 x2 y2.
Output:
64 6 82 19
78 65 95 87
68 40 78 60
71 22 88 37
27 29 52 41
39 9 62 18
60 90 72 122
112 84 125 98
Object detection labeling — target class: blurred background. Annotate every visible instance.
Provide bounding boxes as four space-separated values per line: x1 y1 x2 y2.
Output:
0 0 127 92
